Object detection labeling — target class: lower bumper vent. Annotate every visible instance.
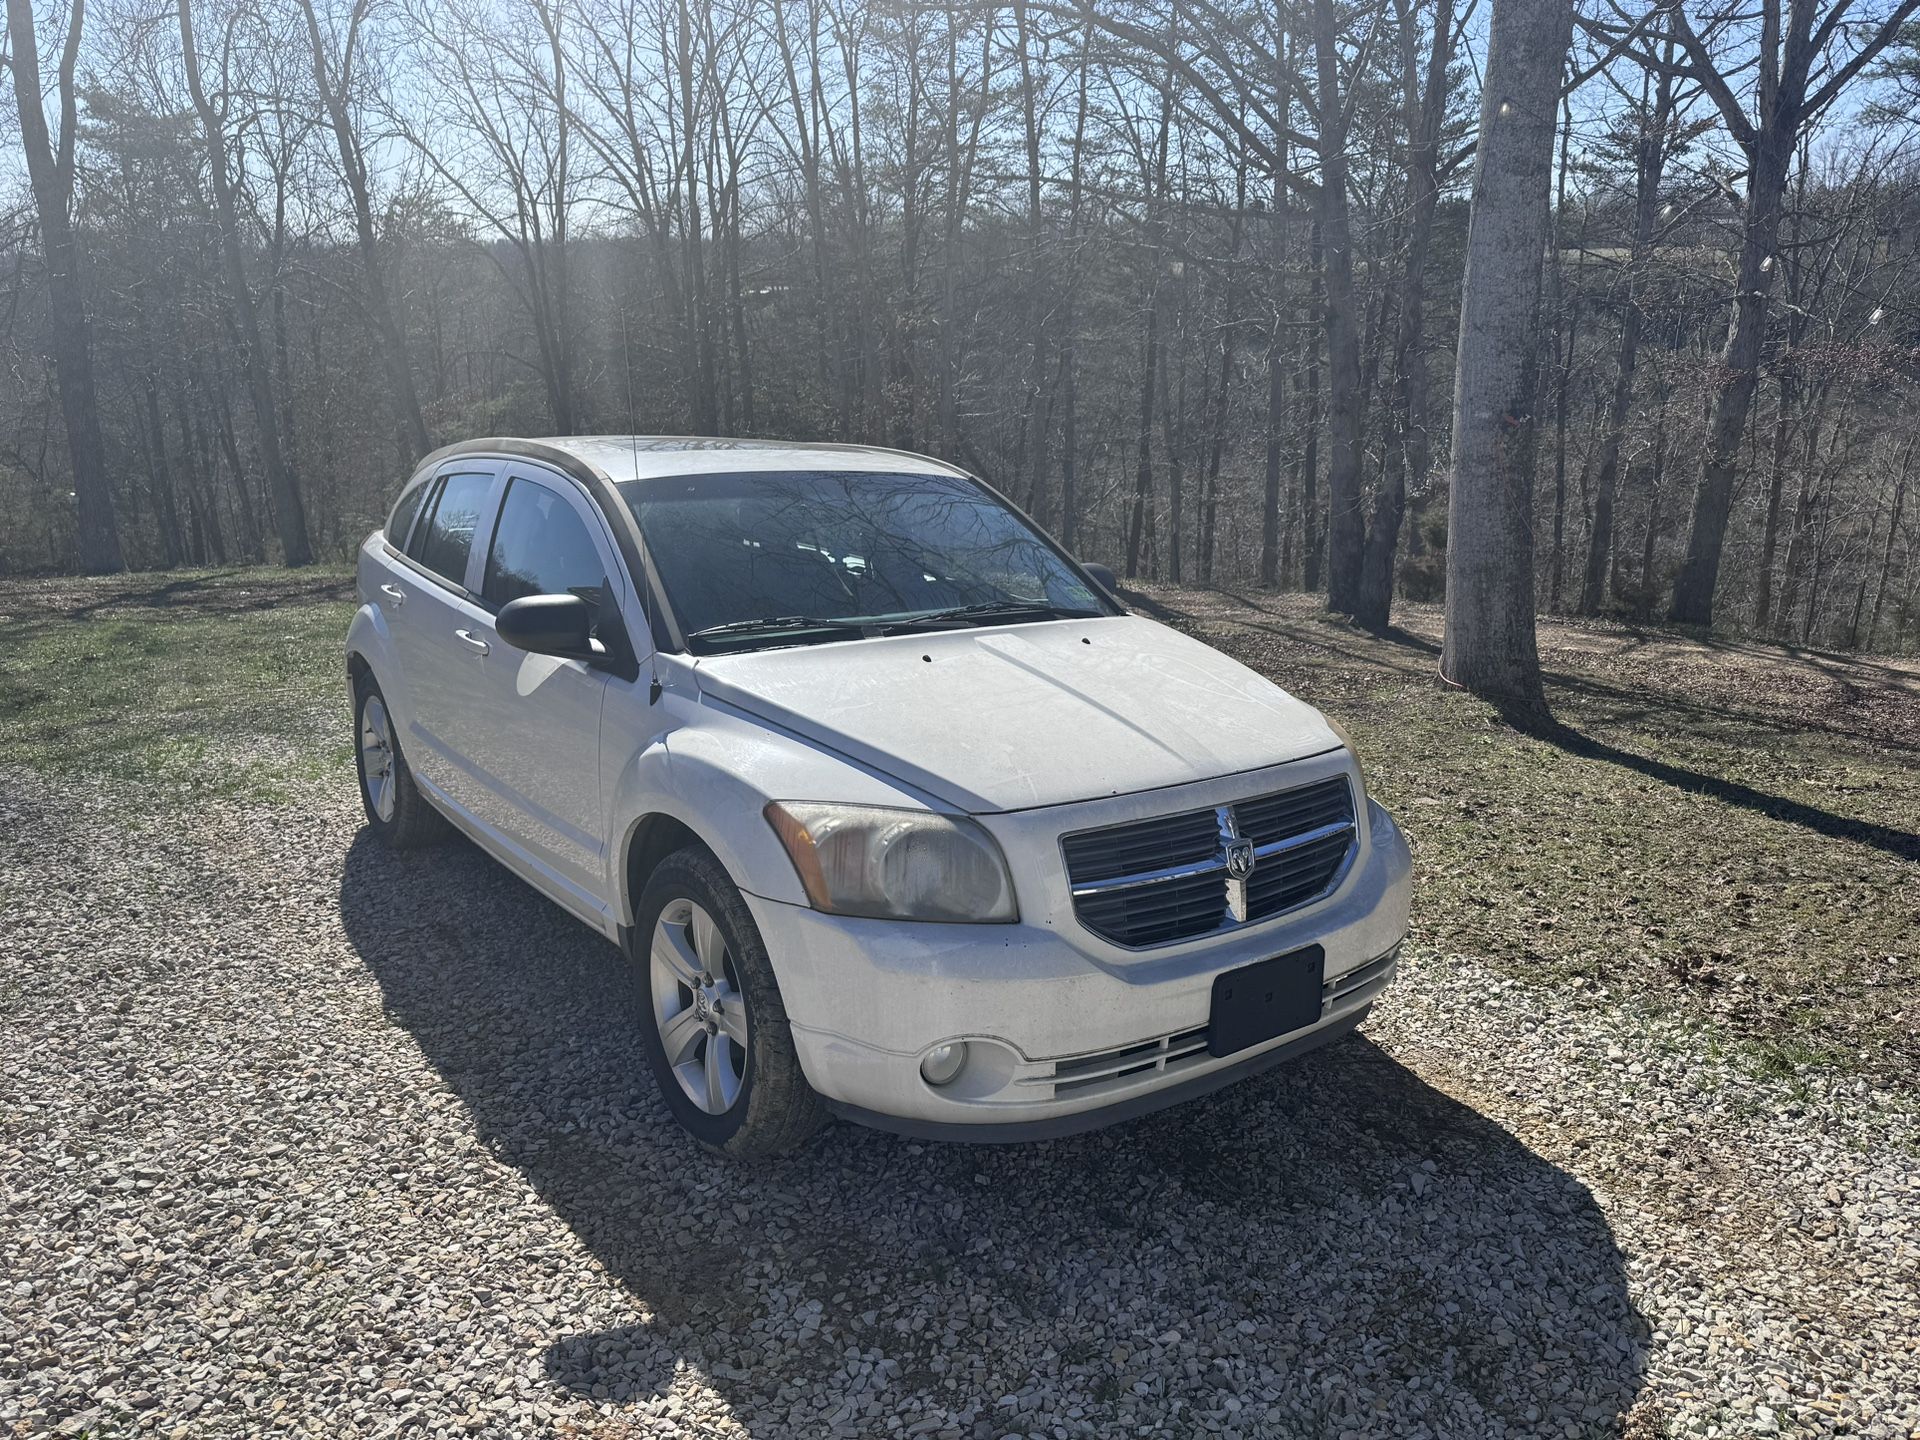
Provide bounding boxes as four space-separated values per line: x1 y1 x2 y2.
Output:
1020 944 1402 1102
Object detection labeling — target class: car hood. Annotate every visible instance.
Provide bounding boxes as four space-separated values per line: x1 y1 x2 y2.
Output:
690 615 1342 813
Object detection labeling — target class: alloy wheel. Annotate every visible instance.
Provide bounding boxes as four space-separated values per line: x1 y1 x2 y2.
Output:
359 695 397 823
649 898 749 1114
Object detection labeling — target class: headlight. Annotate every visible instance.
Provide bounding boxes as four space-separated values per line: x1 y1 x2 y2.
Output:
764 802 1019 923
1325 716 1368 794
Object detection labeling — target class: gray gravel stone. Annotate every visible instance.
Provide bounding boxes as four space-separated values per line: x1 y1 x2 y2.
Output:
2 769 1916 1437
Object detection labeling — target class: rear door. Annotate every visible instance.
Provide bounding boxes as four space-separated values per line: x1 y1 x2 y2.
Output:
387 461 506 820
465 468 625 911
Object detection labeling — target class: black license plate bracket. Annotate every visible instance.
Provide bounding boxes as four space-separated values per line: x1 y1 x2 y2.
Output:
1208 944 1325 1058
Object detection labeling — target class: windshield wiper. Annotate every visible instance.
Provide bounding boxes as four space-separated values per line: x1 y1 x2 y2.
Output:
688 614 874 644
689 600 1103 649
888 599 1105 628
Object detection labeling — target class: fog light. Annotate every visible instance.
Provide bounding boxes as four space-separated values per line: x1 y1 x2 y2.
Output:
919 1041 969 1087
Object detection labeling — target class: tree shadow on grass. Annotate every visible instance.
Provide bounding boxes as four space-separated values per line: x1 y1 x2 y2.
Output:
1498 705 1920 863
1143 589 1919 855
0 569 353 620
340 830 1651 1437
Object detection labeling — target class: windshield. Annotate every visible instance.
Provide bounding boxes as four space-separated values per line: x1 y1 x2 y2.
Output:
620 469 1109 652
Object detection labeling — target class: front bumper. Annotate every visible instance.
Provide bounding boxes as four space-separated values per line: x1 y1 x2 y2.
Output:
745 797 1411 1137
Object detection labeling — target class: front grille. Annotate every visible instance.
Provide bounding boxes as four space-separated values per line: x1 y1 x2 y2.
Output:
1061 807 1220 882
1062 776 1356 947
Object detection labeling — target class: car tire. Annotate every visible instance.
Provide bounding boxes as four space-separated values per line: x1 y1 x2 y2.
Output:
633 846 827 1157
353 675 444 849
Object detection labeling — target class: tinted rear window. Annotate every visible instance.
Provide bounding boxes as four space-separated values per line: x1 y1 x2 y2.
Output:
386 480 430 548
414 471 493 586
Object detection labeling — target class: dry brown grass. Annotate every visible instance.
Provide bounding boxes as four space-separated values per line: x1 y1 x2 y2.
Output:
1133 585 1920 1090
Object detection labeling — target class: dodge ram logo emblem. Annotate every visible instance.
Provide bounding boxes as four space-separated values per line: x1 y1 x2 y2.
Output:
1224 837 1257 880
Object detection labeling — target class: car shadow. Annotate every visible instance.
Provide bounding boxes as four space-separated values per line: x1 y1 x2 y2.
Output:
339 829 1650 1436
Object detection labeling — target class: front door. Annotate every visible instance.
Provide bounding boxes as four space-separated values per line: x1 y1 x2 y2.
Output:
465 468 626 912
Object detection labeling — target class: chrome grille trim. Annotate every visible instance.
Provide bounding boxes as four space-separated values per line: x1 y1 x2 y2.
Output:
1070 853 1233 897
1023 942 1400 1100
1326 944 1401 1006
1020 1025 1211 1093
1060 776 1358 948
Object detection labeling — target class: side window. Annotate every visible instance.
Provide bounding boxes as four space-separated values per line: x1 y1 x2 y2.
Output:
412 471 493 586
386 479 430 548
484 478 608 619
405 476 444 562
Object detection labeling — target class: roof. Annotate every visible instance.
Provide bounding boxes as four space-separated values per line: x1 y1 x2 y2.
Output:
485 435 971 484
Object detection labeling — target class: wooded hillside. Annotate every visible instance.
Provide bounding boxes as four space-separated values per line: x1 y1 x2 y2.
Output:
2 0 1917 654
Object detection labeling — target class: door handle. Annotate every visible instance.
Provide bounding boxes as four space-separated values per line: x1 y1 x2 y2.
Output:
379 583 406 607
454 628 490 656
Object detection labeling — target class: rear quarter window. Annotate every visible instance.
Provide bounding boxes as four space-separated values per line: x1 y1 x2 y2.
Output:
386 480 431 548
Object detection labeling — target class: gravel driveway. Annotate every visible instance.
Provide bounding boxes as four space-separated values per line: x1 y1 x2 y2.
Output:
2 770 1916 1438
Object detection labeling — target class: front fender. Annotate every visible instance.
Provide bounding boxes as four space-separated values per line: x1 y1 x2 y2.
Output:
604 688 947 924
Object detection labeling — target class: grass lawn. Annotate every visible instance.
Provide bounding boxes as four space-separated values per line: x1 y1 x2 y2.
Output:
2 566 1914 1094
0 567 356 803
1137 585 1919 1093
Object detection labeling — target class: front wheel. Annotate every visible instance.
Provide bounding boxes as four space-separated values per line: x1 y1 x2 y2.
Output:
633 847 826 1157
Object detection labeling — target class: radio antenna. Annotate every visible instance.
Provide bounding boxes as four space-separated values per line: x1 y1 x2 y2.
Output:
621 301 663 705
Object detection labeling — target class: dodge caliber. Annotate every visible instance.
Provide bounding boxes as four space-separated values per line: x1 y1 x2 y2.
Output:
346 437 1411 1154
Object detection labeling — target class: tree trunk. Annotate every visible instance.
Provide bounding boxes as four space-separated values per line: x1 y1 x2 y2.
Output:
1637 394 1668 613
1867 470 1907 649
1544 95 1577 614
1752 371 1795 629
1125 88 1171 579
1014 0 1051 516
1354 0 1453 633
295 0 431 461
6 0 124 573
1299 225 1324 592
1440 0 1572 710
1125 287 1162 578
1163 329 1186 583
1669 133 1791 624
1581 52 1672 618
1056 25 1092 553
177 0 312 565
1201 314 1235 586
1259 25 1290 590
1312 0 1364 615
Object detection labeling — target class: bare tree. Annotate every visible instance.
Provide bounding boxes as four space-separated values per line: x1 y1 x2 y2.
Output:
1579 43 1685 615
294 0 431 461
1441 0 1574 708
176 0 312 564
1603 0 1920 625
402 0 579 433
5 0 123 571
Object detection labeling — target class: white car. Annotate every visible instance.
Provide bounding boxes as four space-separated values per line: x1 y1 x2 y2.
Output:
346 437 1411 1154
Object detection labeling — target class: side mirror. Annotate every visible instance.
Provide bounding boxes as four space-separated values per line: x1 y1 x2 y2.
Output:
496 594 602 661
1082 561 1120 598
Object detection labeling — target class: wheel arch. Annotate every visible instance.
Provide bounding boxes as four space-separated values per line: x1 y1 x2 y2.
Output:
617 811 727 955
345 595 411 735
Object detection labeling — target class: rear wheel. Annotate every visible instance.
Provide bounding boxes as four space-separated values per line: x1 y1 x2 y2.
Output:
353 676 444 848
634 847 826 1156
